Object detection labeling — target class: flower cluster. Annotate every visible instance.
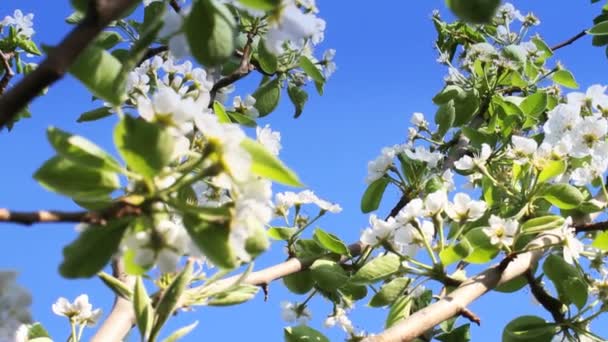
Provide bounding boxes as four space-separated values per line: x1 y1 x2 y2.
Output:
0 10 34 38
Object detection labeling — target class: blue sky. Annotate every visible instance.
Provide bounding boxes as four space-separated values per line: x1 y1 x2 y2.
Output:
1 1 608 341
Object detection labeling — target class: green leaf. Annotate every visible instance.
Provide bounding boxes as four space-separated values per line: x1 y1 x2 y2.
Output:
227 111 257 127
77 107 113 123
98 272 133 300
284 326 329 342
268 227 297 240
435 100 456 138
543 254 587 309
552 70 579 89
310 259 349 291
452 90 480 126
94 31 124 50
153 263 193 338
521 215 565 234
339 282 368 301
208 284 259 306
134 277 155 340
114 115 175 180
34 156 120 201
439 239 473 266
183 215 237 269
59 219 130 278
541 183 584 209
592 231 608 250
463 228 500 264
299 55 325 84
368 277 411 307
257 40 278 73
186 0 236 66
213 101 231 123
435 324 471 342
252 78 281 117
589 21 608 35
283 270 315 294
385 295 412 328
447 0 500 24
351 254 401 285
502 315 555 342
520 92 547 117
68 45 125 105
27 323 51 339
361 177 390 213
47 127 122 173
538 160 567 183
241 138 302 186
287 84 309 118
313 228 350 256
161 321 199 342
238 0 280 10
432 85 465 104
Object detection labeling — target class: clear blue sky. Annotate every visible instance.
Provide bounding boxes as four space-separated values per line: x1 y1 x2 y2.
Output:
1 1 608 341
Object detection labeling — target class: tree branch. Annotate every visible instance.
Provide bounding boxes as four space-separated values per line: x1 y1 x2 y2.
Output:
0 50 15 95
169 0 181 13
524 270 565 323
0 203 142 226
0 0 141 130
91 258 136 342
138 45 169 66
370 233 561 342
550 29 587 52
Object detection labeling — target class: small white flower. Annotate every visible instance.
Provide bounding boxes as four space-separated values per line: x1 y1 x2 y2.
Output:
256 125 282 156
280 302 311 325
360 215 398 246
567 84 608 111
445 193 487 222
483 215 518 246
324 306 355 334
52 294 102 326
559 217 583 264
424 190 448 216
366 146 397 184
233 95 259 118
396 198 424 224
410 112 428 128
265 4 324 54
454 144 492 171
405 146 443 168
508 135 538 164
1 10 35 38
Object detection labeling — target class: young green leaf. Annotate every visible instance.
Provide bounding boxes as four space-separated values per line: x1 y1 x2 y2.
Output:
351 254 401 285
310 259 349 291
186 0 236 66
313 228 350 256
252 78 281 117
59 219 130 278
68 45 125 105
541 183 584 209
287 84 309 118
133 277 155 341
368 277 411 307
284 326 329 342
47 127 122 173
207 284 259 306
114 115 175 180
183 215 237 269
361 177 390 213
76 107 113 123
152 262 193 339
241 138 302 186
552 70 579 89
34 156 120 201
502 315 556 342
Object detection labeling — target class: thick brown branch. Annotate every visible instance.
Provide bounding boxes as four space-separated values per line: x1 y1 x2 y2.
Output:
370 233 561 342
0 203 142 226
575 220 608 233
524 270 565 323
550 29 587 52
0 0 140 130
0 50 15 95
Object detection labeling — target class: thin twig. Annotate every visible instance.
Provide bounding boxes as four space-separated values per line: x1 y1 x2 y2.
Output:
0 203 142 226
0 50 15 95
0 0 140 130
524 270 565 323
210 35 256 103
550 29 587 52
169 0 181 13
137 45 168 66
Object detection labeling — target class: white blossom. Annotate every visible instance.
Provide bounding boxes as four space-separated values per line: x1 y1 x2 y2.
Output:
410 112 428 128
360 215 398 246
52 294 102 326
405 146 443 168
483 215 518 246
508 135 538 164
274 190 341 216
445 193 487 222
256 125 282 156
280 301 311 324
366 146 397 184
567 84 608 111
1 10 34 38
424 190 447 216
324 306 355 334
558 217 583 264
454 144 492 171
265 3 325 54
233 95 259 118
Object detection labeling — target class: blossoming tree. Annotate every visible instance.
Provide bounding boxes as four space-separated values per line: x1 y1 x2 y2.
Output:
3 0 608 341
